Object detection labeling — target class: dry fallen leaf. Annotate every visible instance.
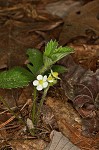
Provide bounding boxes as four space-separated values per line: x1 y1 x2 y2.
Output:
45 0 81 18
9 139 47 150
70 44 99 70
59 0 99 45
0 0 63 68
46 97 99 150
45 130 80 150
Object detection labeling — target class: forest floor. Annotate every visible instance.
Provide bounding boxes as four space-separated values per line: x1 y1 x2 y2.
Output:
0 0 99 149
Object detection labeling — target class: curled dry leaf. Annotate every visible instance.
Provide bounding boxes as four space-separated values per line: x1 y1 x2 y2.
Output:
60 55 99 137
46 97 98 150
59 0 99 45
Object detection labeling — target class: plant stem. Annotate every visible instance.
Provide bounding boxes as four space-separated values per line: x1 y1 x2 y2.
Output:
36 87 49 124
32 87 37 125
0 96 25 125
38 64 52 75
38 66 47 75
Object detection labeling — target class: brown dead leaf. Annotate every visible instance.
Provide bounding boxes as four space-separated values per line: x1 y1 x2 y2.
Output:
46 97 81 129
41 105 58 129
70 44 99 70
46 0 81 18
45 130 80 150
0 89 17 108
0 1 62 68
60 54 99 135
9 139 47 150
59 0 99 45
17 85 33 106
0 125 7 140
46 97 99 150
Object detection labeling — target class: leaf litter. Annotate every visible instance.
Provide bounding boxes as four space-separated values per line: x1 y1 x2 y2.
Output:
59 0 99 45
0 0 99 149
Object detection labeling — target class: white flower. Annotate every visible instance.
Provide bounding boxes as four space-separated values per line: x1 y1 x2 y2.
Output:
33 75 48 91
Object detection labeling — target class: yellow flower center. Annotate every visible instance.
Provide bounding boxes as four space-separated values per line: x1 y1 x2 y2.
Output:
39 80 43 85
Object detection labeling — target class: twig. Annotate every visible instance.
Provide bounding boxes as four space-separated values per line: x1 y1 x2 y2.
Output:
0 116 15 129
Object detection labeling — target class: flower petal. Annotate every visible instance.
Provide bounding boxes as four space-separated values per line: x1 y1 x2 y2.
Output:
37 75 43 80
36 85 43 91
43 82 48 88
48 75 54 83
33 80 39 86
43 75 47 81
48 79 54 83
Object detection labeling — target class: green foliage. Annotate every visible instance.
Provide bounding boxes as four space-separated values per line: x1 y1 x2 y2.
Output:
0 40 74 136
0 67 34 89
51 65 67 73
44 40 58 56
27 48 43 75
0 40 74 89
43 40 73 67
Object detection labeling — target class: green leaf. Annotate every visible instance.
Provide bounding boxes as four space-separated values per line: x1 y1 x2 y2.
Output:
50 46 73 62
27 48 43 75
0 67 34 89
43 40 74 67
43 55 53 67
44 40 58 56
52 65 67 73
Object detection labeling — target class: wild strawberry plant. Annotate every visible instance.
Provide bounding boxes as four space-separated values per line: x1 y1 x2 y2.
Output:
0 40 73 134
